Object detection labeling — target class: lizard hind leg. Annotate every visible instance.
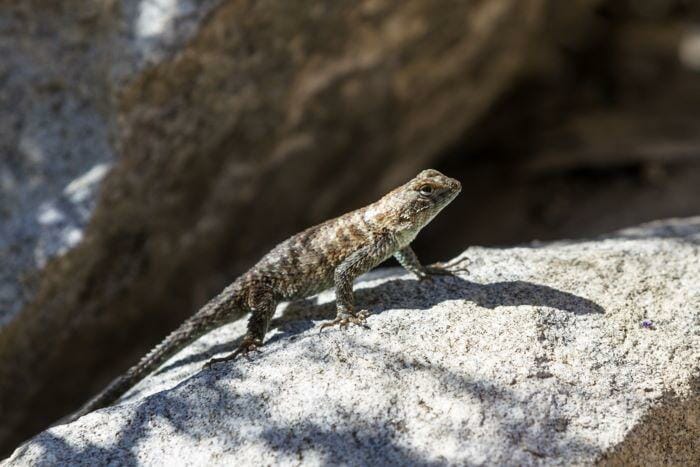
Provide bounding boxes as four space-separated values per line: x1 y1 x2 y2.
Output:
205 287 275 366
205 336 263 366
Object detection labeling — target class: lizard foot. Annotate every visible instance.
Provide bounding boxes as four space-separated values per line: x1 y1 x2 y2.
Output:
420 259 470 280
205 337 263 367
319 310 370 332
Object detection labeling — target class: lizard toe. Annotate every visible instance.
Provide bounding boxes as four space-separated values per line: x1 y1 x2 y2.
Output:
205 338 262 367
319 312 369 332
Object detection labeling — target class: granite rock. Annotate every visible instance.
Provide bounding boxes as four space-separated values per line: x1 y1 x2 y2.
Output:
5 218 698 465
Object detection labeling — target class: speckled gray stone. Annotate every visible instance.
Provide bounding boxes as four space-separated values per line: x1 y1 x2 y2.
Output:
0 0 551 453
0 0 224 326
4 218 699 466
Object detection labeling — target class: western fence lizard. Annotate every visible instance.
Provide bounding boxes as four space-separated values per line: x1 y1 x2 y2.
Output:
65 169 461 422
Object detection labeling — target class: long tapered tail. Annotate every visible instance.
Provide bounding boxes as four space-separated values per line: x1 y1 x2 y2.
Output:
61 283 246 424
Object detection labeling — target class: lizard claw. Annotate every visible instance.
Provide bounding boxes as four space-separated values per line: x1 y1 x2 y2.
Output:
205 337 262 367
420 260 469 280
319 310 370 332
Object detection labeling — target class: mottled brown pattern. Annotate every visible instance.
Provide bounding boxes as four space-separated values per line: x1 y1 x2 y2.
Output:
65 169 460 422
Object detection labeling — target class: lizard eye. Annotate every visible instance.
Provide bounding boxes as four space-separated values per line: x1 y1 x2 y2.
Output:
418 184 434 196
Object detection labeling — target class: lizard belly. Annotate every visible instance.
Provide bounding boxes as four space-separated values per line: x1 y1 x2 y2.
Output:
282 276 334 300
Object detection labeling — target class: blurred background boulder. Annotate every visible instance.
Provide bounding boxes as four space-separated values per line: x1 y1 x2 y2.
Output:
0 0 698 456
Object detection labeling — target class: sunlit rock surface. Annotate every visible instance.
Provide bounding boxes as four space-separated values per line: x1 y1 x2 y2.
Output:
0 0 223 326
5 219 698 466
0 0 545 454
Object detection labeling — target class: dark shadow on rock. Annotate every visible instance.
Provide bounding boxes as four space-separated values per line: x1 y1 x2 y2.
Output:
272 276 604 331
9 275 605 461
16 394 188 466
511 217 700 250
156 336 248 375
15 339 603 465
259 420 447 466
610 217 700 245
274 275 604 339
162 275 603 372
598 376 700 465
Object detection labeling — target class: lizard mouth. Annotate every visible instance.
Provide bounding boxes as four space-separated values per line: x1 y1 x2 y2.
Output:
443 178 462 201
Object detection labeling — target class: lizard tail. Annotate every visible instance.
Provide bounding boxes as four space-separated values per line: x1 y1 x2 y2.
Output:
60 285 245 424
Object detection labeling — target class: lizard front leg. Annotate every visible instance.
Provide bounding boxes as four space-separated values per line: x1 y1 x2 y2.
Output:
394 245 463 280
320 237 394 331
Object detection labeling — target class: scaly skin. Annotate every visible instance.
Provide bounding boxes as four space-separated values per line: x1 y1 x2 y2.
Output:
65 169 461 422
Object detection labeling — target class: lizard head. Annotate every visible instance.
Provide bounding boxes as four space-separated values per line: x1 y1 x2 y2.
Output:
400 168 461 226
368 169 461 239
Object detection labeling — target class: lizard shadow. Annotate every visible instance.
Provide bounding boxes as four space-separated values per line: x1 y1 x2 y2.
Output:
268 275 605 343
161 275 604 371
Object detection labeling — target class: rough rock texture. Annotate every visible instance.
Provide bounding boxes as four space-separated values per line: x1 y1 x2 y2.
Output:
0 0 225 326
3 0 700 459
0 1 115 325
0 0 547 453
5 218 698 465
